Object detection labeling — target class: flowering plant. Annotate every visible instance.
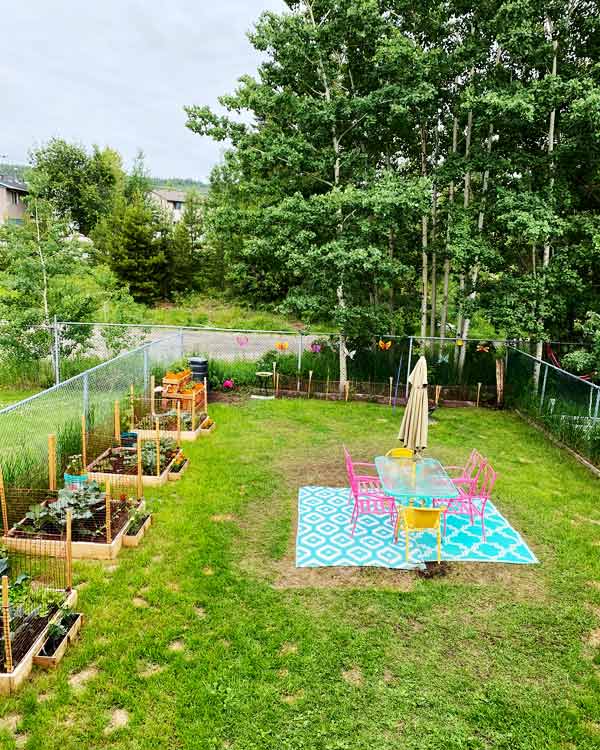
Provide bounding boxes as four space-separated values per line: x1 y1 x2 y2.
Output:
310 342 322 353
223 378 235 390
65 454 85 476
275 341 289 351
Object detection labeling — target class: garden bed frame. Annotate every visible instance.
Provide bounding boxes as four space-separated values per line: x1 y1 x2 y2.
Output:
0 588 77 694
86 446 178 488
32 611 83 669
122 513 152 547
168 459 190 481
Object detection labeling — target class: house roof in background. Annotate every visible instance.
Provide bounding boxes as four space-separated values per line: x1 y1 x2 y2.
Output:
152 188 186 203
0 177 28 192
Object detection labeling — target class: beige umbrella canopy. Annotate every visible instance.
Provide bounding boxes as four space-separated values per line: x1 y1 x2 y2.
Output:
398 355 429 453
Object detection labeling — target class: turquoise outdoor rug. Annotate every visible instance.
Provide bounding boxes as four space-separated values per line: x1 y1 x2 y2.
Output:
296 486 538 569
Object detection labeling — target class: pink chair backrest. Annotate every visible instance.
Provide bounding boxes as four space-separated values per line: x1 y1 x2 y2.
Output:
477 463 497 499
343 447 356 486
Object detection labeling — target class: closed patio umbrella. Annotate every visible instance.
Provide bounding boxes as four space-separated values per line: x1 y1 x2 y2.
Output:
398 355 429 453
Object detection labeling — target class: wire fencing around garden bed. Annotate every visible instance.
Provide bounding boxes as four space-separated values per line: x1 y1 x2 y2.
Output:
0 335 182 490
506 346 600 466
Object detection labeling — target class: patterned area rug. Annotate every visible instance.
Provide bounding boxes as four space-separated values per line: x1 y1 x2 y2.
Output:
296 486 538 570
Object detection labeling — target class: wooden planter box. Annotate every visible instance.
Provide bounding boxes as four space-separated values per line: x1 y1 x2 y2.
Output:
0 589 77 694
86 447 178 488
168 460 190 481
199 418 216 437
33 612 84 669
122 513 152 547
4 517 131 560
134 422 204 442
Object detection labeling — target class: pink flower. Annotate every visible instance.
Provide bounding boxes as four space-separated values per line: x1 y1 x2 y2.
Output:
310 343 322 353
223 379 234 390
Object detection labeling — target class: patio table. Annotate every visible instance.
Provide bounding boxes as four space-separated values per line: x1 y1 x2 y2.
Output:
374 456 459 507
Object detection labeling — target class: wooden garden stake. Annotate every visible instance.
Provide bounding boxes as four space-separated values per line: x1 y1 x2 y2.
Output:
296 375 300 394
81 414 87 469
0 466 8 537
105 480 112 545
276 372 280 398
308 370 313 398
2 576 13 673
389 377 393 406
129 384 135 431
136 439 143 501
114 400 121 444
435 385 442 406
191 397 196 432
344 382 350 402
150 375 156 415
48 434 57 491
477 382 482 408
155 418 161 477
65 510 73 591
176 402 182 448
325 374 329 400
203 377 208 414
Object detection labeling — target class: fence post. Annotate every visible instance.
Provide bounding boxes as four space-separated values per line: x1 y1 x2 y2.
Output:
176 402 182 447
594 389 600 424
0 466 8 536
82 372 89 426
105 480 112 544
203 377 208 415
150 375 156 415
65 510 73 591
308 370 313 398
114 401 121 444
53 316 61 386
136 440 143 500
179 328 184 359
2 576 13 673
143 348 149 397
48 434 57 491
405 337 413 399
129 384 135 431
297 333 303 373
155 418 161 478
539 363 549 411
81 415 87 469
388 377 393 407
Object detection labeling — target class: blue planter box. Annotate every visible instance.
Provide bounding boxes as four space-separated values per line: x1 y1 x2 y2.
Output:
64 473 88 489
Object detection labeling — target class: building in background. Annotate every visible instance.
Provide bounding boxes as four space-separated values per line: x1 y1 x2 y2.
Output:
0 177 28 225
150 188 186 222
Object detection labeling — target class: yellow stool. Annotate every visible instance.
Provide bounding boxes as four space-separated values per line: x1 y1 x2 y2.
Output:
395 506 446 563
385 447 414 459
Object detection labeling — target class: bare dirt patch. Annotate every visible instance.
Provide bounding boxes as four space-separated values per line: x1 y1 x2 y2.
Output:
587 629 600 648
132 597 149 608
152 554 163 563
202 566 214 576
212 514 237 522
342 667 363 686
282 691 304 704
69 666 98 692
279 642 298 656
383 669 395 684
0 714 21 734
167 581 180 592
169 639 185 653
194 606 206 619
138 662 164 678
104 709 129 735
15 734 28 749
278 668 289 678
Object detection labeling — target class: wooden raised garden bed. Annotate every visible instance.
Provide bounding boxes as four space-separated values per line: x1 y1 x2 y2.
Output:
134 411 209 442
168 458 189 481
33 611 83 669
86 441 179 488
0 588 77 694
122 513 152 547
4 484 140 560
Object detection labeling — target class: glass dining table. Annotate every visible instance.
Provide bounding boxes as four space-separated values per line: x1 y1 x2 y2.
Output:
374 456 459 507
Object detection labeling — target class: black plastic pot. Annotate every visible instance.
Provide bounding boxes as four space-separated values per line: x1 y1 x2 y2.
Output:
189 357 208 383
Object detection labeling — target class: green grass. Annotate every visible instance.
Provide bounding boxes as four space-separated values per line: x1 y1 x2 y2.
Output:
132 294 333 333
0 389 39 409
1 401 600 749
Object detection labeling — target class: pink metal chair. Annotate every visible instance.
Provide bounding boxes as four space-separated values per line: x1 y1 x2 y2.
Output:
343 447 397 536
434 463 497 541
444 449 486 493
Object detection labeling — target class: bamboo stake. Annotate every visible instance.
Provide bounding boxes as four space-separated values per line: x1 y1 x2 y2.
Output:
344 382 350 402
275 372 280 398
136 439 143 500
435 385 442 406
203 377 208 415
155 418 161 477
389 377 393 406
48 434 57 491
81 414 87 469
308 370 313 398
150 375 156 415
2 576 12 673
0 466 8 537
130 384 135 430
114 400 121 444
191 396 196 432
176 402 181 448
65 510 73 591
105 480 112 544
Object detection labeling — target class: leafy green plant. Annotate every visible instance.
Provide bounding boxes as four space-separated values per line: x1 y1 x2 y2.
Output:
65 454 85 475
20 482 105 535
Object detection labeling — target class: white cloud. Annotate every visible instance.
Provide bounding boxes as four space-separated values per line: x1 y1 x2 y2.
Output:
2 0 286 179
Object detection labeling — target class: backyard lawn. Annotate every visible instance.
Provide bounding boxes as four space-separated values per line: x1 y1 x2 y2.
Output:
0 399 599 749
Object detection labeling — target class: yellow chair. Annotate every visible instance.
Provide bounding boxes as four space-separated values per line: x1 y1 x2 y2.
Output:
385 447 414 459
395 506 446 563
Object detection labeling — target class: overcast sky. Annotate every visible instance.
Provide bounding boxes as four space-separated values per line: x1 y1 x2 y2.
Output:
2 0 286 180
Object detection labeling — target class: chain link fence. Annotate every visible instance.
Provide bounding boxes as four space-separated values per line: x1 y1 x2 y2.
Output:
506 346 600 466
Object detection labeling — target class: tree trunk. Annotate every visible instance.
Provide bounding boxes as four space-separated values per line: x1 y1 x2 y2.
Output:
495 357 505 408
440 114 458 340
